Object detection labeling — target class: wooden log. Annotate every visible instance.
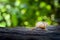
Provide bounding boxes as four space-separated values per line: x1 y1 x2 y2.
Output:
0 27 60 40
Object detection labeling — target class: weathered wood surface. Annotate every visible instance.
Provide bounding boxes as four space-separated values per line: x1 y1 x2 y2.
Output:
0 27 60 40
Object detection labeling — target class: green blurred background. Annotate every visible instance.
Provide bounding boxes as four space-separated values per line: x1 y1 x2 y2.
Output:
0 0 60 28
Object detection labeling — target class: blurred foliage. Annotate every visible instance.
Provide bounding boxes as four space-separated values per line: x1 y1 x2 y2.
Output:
0 0 60 27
